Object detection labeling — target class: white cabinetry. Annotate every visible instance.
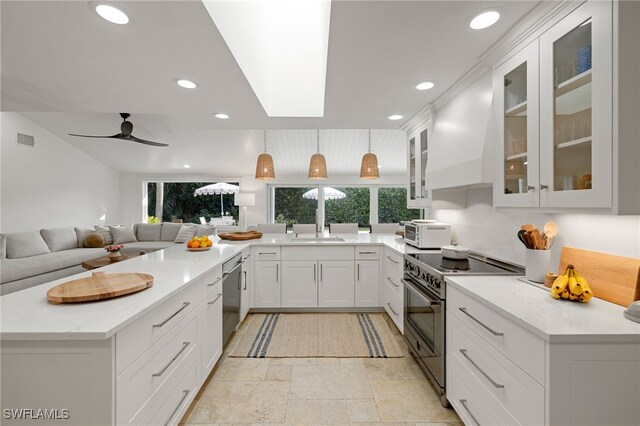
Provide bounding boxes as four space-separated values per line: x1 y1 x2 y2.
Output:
406 124 432 208
318 261 355 308
254 260 280 308
355 260 380 307
281 260 318 307
240 249 253 321
201 267 223 378
382 247 403 333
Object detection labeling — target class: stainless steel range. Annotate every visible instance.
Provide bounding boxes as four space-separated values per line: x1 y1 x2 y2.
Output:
402 251 524 407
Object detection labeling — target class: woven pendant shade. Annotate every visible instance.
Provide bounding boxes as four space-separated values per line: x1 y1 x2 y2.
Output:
255 130 275 180
360 129 380 179
308 129 328 179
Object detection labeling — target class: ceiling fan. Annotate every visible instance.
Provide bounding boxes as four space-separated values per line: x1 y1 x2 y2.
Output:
68 113 169 147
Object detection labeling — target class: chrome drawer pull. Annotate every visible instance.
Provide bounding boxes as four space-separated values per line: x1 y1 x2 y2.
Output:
208 293 222 305
458 307 504 336
153 342 190 377
223 260 245 276
459 349 504 388
359 251 376 255
387 277 400 288
242 271 247 290
387 302 399 316
259 252 277 255
153 302 190 328
357 263 360 281
459 399 480 426
164 389 190 426
386 256 399 264
207 277 222 286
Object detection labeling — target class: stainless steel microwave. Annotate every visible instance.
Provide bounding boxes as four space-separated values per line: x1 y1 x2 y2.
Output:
404 222 451 249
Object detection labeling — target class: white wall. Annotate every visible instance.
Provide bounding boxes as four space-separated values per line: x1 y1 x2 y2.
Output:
432 188 640 269
0 112 120 233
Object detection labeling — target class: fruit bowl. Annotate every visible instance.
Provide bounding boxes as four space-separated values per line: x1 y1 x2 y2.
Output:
187 246 211 252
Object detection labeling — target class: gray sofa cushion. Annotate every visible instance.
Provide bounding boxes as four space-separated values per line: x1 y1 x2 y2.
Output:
119 241 173 254
40 227 78 252
174 224 198 243
160 223 182 242
1 248 104 283
136 224 162 241
1 265 86 296
74 227 96 248
109 225 137 244
94 226 114 245
5 231 51 259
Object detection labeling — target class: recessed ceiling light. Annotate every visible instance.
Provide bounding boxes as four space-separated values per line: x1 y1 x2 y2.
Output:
469 10 501 30
183 164 191 169
214 113 229 119
416 81 435 91
176 79 197 89
95 4 129 25
388 115 403 121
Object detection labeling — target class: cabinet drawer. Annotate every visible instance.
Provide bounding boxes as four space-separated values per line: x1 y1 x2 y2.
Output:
117 312 198 425
449 314 545 425
355 245 380 260
383 249 403 272
384 281 403 333
447 284 545 384
448 354 518 426
205 266 223 297
282 246 354 261
253 247 281 261
136 348 199 426
116 279 205 375
383 265 402 297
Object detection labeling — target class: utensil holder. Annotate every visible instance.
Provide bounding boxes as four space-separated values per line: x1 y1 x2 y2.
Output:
525 249 550 283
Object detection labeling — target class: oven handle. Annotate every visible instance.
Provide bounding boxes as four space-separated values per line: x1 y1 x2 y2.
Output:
401 278 439 306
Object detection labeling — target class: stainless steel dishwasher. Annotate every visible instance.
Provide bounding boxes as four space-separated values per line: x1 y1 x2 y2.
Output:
222 254 243 345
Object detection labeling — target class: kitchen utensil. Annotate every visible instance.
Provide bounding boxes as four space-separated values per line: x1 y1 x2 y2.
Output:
521 224 535 232
47 272 153 304
525 249 551 283
522 232 534 249
544 222 558 237
623 301 640 324
558 247 640 307
441 245 471 260
517 230 528 247
531 229 541 250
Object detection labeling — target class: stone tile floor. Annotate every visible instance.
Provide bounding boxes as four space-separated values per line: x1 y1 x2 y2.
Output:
180 314 462 426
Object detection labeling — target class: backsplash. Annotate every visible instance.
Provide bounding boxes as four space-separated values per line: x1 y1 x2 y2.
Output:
432 188 640 270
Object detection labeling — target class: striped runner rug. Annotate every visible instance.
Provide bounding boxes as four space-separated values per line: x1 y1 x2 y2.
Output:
230 313 403 358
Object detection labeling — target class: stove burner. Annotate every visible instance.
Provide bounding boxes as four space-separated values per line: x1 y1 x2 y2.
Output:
440 258 470 271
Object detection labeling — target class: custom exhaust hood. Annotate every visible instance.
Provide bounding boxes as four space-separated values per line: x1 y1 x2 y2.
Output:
426 71 495 190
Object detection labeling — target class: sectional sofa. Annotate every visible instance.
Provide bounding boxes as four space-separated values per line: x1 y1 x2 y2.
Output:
0 223 214 295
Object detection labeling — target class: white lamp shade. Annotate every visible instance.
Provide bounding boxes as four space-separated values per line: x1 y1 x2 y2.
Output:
234 193 255 206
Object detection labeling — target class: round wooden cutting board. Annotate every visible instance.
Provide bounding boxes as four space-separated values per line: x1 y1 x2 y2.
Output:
218 231 263 241
47 271 153 304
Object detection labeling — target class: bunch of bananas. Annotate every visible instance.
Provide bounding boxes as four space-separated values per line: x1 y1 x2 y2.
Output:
550 265 593 303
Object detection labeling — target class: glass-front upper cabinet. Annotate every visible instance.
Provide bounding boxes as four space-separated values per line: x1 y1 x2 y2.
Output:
539 0 612 208
494 41 539 208
407 126 431 208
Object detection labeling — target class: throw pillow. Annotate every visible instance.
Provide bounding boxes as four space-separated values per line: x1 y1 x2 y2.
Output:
84 232 105 248
196 224 216 237
74 227 95 248
108 225 137 245
160 223 182 242
5 231 51 259
94 225 114 245
174 224 198 243
40 227 77 252
136 223 162 241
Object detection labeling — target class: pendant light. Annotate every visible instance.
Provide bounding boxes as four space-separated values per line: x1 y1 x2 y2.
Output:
308 129 328 179
360 129 380 179
255 130 275 180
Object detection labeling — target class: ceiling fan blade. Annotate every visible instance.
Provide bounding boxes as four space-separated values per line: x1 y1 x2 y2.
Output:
126 134 169 147
68 133 122 139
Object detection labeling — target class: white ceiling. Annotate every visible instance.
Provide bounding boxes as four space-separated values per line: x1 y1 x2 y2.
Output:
2 0 541 174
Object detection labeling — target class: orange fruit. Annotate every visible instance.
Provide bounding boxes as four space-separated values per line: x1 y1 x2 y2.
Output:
206 240 213 247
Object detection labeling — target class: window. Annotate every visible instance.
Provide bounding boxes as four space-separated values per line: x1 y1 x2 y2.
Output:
273 186 317 227
324 187 370 229
378 187 421 223
146 181 240 224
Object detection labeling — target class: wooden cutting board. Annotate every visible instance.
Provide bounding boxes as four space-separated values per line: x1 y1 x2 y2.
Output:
558 247 640 307
218 231 263 241
47 272 153 304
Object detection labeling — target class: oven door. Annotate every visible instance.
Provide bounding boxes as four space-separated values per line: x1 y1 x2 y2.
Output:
402 276 445 390
404 223 418 246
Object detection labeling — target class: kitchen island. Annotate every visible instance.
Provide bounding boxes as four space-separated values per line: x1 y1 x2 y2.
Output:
0 233 417 426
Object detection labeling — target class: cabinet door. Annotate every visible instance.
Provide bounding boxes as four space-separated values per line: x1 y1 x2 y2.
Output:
355 261 380 307
318 261 355 307
240 252 253 321
202 291 223 377
281 261 318 307
539 0 612 208
494 40 540 207
254 261 280 308
407 127 432 208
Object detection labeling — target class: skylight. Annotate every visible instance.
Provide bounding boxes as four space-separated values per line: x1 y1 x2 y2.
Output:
202 0 331 117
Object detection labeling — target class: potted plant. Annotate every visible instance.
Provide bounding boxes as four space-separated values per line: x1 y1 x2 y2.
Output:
105 244 124 259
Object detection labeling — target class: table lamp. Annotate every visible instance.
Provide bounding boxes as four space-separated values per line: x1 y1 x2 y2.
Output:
234 193 255 231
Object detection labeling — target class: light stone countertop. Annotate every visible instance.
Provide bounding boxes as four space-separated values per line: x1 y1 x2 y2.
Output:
446 275 640 343
0 233 416 341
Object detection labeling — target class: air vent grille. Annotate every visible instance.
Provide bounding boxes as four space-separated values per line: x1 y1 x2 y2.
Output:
17 133 35 147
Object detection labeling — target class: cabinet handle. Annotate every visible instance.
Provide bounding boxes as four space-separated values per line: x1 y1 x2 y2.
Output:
152 342 190 377
387 302 399 316
320 264 323 282
208 293 222 305
242 271 247 290
164 390 190 426
387 277 400 288
152 302 190 328
357 263 360 281
314 263 317 282
459 399 480 426
276 264 279 282
243 254 251 259
526 185 535 191
459 349 504 388
259 252 277 255
359 251 376 255
223 260 245 277
208 277 222 287
540 184 549 190
386 256 399 264
458 307 503 336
